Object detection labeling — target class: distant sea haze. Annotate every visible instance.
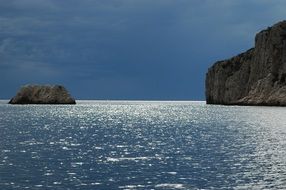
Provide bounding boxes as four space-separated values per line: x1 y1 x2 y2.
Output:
1 100 286 189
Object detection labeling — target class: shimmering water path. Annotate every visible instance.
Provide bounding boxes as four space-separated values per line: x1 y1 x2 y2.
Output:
1 101 286 189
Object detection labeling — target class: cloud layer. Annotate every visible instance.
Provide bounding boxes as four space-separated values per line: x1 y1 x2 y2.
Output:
1 0 286 99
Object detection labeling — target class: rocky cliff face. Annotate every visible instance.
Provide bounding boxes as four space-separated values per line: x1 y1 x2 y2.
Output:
206 21 286 106
9 85 76 104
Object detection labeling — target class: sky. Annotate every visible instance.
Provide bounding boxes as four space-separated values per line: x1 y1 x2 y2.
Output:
1 0 286 100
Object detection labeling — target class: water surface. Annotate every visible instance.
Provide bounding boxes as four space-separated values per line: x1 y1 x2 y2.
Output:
1 100 286 189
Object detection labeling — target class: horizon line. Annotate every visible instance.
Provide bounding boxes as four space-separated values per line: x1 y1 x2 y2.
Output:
0 99 206 102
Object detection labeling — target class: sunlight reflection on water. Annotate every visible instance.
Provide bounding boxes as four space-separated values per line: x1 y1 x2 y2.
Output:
0 100 286 189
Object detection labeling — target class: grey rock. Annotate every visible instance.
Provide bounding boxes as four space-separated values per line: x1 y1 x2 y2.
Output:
9 85 76 104
206 20 286 106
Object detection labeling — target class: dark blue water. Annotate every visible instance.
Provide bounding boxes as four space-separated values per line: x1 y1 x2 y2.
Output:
1 100 286 189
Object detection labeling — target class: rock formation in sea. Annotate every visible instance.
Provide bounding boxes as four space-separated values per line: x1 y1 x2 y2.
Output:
206 21 286 106
9 85 76 104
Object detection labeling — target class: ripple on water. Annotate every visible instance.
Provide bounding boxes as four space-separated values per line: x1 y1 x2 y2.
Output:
1 101 286 189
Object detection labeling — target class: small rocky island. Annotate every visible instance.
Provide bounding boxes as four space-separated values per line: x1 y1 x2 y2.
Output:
206 21 286 106
9 85 76 104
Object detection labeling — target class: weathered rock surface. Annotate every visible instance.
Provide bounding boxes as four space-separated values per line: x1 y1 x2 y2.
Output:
206 21 286 106
9 85 76 104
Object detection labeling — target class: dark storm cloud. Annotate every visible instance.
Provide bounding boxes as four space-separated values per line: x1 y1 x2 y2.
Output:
1 0 286 99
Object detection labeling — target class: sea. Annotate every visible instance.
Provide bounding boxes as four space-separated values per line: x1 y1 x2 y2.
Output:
0 100 286 190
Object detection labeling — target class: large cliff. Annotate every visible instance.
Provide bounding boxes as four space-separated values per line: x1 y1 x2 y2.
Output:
9 85 76 104
206 21 286 106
